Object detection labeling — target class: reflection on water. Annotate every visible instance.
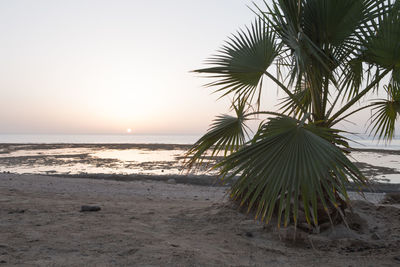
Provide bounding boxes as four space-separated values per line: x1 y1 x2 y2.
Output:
91 149 183 162
350 150 400 183
2 163 183 176
377 174 400 184
0 144 194 176
0 144 399 183
0 148 96 158
351 151 400 171
347 137 400 150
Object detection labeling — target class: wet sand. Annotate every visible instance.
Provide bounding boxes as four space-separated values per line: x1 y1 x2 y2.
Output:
1 143 400 183
1 173 400 266
0 144 190 177
1 144 400 266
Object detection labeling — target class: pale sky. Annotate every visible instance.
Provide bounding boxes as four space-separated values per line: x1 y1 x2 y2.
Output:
0 0 397 136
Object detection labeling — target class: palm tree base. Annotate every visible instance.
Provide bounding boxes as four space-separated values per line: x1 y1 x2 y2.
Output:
232 192 349 233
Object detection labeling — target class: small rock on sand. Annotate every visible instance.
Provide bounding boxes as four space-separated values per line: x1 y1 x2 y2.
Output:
166 178 176 184
80 205 101 212
8 209 26 214
245 231 254 238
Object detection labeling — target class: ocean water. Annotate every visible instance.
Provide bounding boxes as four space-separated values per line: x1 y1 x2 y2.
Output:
0 134 399 183
0 134 200 145
0 133 400 148
346 134 400 150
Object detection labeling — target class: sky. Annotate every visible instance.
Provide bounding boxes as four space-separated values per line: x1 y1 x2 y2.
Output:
0 0 267 135
0 0 397 136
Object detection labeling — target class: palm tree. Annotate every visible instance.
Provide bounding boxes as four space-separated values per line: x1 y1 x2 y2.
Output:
186 0 400 230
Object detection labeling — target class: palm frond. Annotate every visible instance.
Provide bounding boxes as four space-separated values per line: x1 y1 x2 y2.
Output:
279 79 312 119
302 0 365 48
369 83 400 141
184 98 250 170
362 1 400 69
340 57 364 101
217 116 365 227
261 0 338 79
193 18 278 105
187 0 399 231
393 67 400 86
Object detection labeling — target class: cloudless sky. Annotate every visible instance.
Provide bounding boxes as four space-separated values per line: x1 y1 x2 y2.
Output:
0 0 397 136
0 0 267 134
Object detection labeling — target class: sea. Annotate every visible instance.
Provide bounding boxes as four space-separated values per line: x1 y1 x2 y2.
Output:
0 134 399 183
0 133 399 149
0 134 200 145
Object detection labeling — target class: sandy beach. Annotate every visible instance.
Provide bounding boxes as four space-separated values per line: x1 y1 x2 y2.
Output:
2 0 400 265
1 172 400 266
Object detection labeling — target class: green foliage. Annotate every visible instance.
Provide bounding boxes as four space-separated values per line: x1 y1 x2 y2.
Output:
194 18 278 104
187 0 399 229
370 84 400 141
362 1 400 69
185 99 250 170
218 116 365 227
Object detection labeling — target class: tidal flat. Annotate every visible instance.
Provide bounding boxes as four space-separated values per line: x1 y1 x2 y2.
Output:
0 143 399 184
0 144 400 265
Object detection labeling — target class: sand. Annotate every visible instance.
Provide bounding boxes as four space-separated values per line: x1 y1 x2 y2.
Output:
1 173 400 266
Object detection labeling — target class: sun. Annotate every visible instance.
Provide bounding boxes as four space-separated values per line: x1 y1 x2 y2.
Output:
126 128 132 133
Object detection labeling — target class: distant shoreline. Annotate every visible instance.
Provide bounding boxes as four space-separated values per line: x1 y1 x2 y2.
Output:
1 143 399 188
1 142 400 152
0 143 193 151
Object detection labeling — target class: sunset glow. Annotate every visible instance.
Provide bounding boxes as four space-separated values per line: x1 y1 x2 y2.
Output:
0 0 262 135
0 0 394 135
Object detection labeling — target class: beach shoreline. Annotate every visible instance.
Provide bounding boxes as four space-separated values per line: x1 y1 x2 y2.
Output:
1 143 400 182
1 173 400 266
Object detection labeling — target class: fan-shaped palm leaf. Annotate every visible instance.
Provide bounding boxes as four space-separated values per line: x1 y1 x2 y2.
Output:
194 18 278 105
218 116 365 227
184 99 250 170
369 84 400 141
279 80 312 119
363 1 400 69
187 0 399 231
340 57 364 101
393 67 400 86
